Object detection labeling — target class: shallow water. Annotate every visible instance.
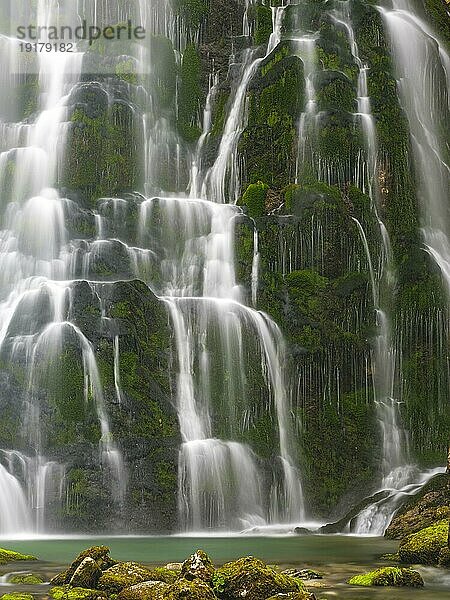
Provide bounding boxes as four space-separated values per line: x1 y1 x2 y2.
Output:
0 536 448 599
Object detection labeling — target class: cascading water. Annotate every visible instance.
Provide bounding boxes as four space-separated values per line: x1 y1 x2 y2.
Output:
380 0 450 298
0 0 127 534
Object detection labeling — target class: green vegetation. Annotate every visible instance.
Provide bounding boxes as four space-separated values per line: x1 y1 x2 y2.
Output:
0 548 37 564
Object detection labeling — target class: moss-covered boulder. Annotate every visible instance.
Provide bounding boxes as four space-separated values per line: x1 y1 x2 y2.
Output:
97 562 175 593
166 579 217 600
117 581 169 600
50 587 107 600
70 557 102 588
347 567 424 587
213 556 302 599
0 548 37 565
51 546 114 585
398 520 449 565
8 574 44 584
180 550 214 582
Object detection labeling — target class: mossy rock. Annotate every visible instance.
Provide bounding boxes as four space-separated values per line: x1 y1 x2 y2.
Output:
398 520 449 565
213 556 302 599
347 566 423 587
166 579 217 600
8 574 44 584
180 550 214 582
0 594 34 600
51 546 114 585
117 581 169 600
0 548 37 565
70 557 102 588
50 587 107 600
239 182 269 218
97 562 170 592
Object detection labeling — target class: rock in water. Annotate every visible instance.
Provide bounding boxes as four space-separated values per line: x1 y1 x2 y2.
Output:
213 556 303 599
398 520 449 565
180 550 214 582
348 567 424 587
70 557 102 588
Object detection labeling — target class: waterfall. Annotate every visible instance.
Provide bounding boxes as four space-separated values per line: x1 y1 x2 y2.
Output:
201 5 286 204
0 461 32 535
380 0 450 296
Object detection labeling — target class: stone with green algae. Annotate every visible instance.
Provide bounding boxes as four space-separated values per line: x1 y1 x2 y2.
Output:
212 556 303 599
49 587 107 600
347 567 424 587
51 546 114 585
398 520 449 565
0 549 36 565
8 574 44 584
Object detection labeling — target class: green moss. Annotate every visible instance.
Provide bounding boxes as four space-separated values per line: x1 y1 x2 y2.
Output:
0 548 37 565
398 520 449 565
249 5 273 46
239 181 269 218
98 562 162 592
166 579 216 600
348 567 423 587
62 98 138 206
50 587 107 600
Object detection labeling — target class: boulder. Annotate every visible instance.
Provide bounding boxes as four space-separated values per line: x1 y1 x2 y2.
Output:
8 574 44 584
166 579 217 600
180 550 214 582
70 557 102 588
213 556 302 599
347 567 424 587
0 595 34 600
97 562 167 592
117 581 169 600
51 546 114 585
398 520 449 565
49 586 107 600
0 548 36 565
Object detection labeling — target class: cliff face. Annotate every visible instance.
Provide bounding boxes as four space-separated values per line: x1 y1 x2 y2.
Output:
0 0 448 532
